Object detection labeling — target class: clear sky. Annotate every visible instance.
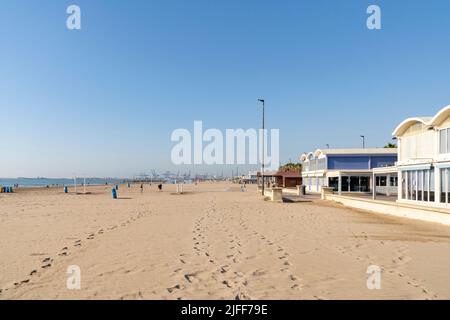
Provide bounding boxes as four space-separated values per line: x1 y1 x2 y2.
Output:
1 0 450 178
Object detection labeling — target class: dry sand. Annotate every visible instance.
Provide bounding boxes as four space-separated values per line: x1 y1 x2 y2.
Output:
1 182 450 300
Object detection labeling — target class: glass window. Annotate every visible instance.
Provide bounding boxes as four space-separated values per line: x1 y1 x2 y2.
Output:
341 176 349 192
407 171 412 200
441 169 447 203
350 177 359 192
424 170 429 202
430 168 435 202
418 171 423 201
390 176 398 187
447 129 450 155
329 177 338 191
440 129 447 154
408 171 413 200
447 169 450 204
360 177 369 192
401 171 407 199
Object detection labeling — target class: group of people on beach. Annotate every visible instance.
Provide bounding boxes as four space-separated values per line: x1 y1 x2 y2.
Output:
139 183 163 193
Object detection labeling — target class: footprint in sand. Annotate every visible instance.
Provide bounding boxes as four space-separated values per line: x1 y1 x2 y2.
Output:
220 266 228 274
167 284 182 293
58 247 69 256
184 273 197 283
41 257 53 268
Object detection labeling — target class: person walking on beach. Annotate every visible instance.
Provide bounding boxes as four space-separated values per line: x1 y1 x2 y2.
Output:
158 184 162 192
140 183 143 193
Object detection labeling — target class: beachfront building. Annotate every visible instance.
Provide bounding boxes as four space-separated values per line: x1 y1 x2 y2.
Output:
242 171 258 184
256 171 302 188
393 105 450 208
300 148 398 195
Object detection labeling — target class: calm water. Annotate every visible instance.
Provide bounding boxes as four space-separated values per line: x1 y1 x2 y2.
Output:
0 178 123 188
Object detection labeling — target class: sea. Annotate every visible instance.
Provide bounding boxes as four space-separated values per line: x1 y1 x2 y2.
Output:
0 178 124 188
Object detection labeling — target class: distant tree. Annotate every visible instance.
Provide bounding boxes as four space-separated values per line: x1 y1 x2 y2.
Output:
384 143 397 148
279 162 302 173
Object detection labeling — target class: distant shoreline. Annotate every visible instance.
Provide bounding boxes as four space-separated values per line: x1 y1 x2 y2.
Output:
0 178 124 188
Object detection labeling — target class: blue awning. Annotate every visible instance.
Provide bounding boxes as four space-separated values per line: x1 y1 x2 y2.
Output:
435 162 450 169
399 164 431 171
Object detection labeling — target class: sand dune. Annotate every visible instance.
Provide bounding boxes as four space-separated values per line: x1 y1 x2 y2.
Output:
1 182 450 299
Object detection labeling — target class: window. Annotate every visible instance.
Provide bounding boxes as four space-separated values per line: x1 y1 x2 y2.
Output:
447 129 450 155
418 171 423 201
401 171 408 199
408 171 413 200
376 176 387 187
413 171 418 200
401 169 435 202
329 177 338 191
319 177 324 186
390 176 398 187
440 128 450 154
441 169 447 203
430 168 435 202
318 158 326 170
342 176 350 192
447 169 450 203
440 129 446 154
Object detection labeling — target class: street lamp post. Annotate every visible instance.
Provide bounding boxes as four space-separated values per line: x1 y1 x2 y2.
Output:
258 99 265 196
360 135 365 149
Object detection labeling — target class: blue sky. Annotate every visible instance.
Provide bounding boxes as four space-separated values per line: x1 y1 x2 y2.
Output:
1 0 450 178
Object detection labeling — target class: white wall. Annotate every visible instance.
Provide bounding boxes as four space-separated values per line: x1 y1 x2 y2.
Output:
399 127 434 162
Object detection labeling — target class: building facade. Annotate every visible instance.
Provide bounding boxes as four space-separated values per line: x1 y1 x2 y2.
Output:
256 171 302 188
393 105 450 208
300 148 398 195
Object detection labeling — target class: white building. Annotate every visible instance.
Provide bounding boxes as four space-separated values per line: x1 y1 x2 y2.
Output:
300 148 398 195
243 171 258 184
393 105 450 208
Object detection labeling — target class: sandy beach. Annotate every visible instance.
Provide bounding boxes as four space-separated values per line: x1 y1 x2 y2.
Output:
1 182 450 300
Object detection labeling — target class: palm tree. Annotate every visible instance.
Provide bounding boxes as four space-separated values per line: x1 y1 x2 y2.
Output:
384 143 397 148
279 162 302 173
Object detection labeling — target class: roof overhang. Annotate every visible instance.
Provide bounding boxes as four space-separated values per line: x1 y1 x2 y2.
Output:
392 117 430 137
392 104 450 137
